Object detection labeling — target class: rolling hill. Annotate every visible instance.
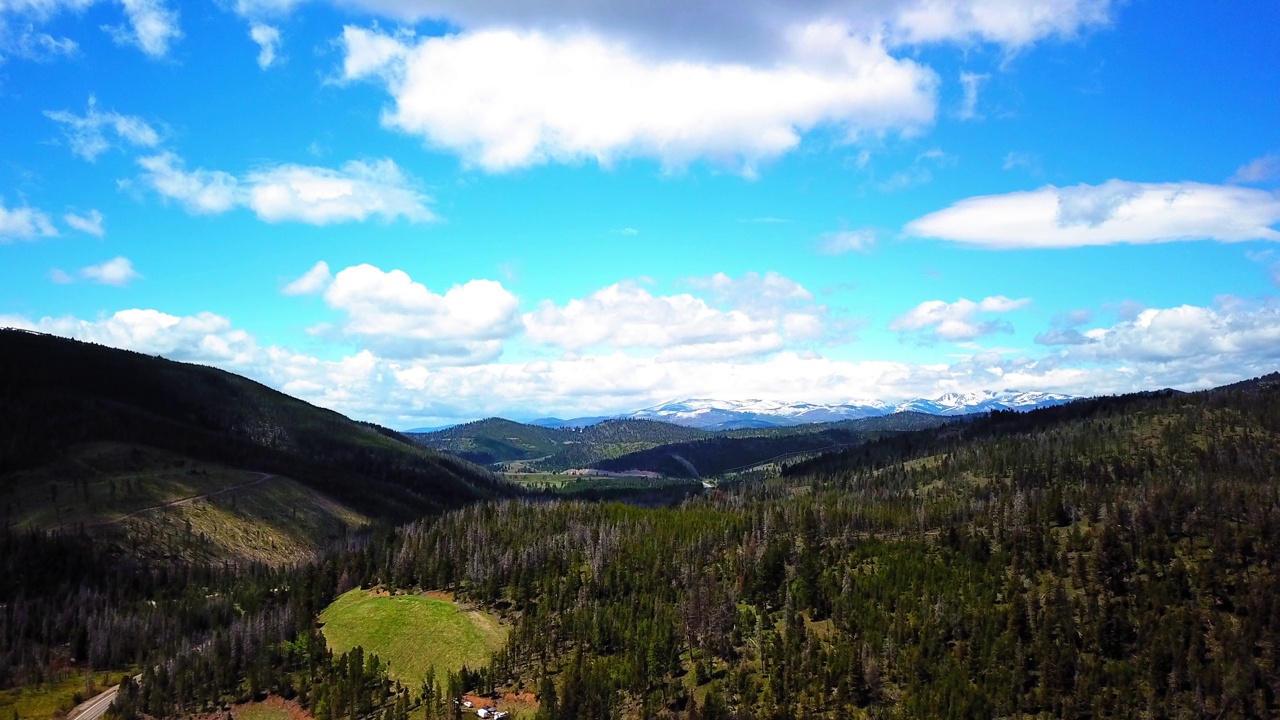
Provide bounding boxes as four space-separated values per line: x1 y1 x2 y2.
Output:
409 417 710 469
592 411 954 478
0 329 517 561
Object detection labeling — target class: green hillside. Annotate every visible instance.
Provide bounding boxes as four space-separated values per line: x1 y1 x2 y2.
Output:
0 330 518 542
593 412 953 478
410 417 709 469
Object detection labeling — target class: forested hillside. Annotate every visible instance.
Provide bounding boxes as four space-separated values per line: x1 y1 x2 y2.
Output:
594 412 952 478
3 366 1278 719
0 330 515 527
413 412 949 477
410 418 709 469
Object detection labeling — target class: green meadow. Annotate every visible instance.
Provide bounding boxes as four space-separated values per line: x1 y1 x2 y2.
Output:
318 589 507 685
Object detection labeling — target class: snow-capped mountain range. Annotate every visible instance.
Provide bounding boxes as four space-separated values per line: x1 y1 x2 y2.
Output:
532 391 1077 430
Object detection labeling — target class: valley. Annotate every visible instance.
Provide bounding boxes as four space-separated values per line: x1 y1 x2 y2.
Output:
2 334 1279 719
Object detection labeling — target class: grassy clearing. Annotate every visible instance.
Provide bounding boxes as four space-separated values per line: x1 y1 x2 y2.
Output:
503 473 574 488
319 590 507 685
0 670 128 720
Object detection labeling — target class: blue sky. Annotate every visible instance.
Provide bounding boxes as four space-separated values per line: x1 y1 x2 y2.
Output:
1 0 1278 428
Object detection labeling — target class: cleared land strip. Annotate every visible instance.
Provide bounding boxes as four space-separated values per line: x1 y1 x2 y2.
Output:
84 472 275 527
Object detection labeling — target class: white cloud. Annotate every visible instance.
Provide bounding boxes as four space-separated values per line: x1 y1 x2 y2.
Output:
1043 300 1280 384
890 295 1031 342
0 309 253 364
44 95 160 161
5 295 1279 428
524 273 828 358
340 23 937 173
957 71 987 120
525 281 779 354
323 0 1112 60
686 271 814 307
138 152 240 214
79 256 141 286
0 23 78 60
249 22 280 68
105 0 180 57
318 264 522 362
283 260 333 295
1230 153 1280 184
819 228 876 254
137 152 435 224
64 209 105 236
49 268 75 284
1 1 178 59
906 180 1280 249
245 159 435 224
0 200 58 240
890 0 1111 47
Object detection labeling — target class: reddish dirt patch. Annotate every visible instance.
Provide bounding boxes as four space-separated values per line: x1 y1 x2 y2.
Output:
243 696 313 720
188 696 313 720
423 590 455 601
502 691 536 704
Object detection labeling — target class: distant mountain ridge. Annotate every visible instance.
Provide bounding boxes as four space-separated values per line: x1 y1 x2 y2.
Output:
531 390 1077 431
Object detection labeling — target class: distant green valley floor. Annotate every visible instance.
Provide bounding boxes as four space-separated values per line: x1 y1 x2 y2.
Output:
318 589 508 685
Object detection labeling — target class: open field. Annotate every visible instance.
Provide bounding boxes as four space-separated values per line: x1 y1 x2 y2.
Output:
502 472 574 488
0 670 129 720
318 589 508 685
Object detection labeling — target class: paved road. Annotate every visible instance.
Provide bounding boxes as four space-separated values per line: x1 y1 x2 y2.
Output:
67 685 118 720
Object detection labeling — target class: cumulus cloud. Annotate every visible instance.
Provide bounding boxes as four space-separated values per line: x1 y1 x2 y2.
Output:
1035 327 1092 346
819 228 877 254
525 273 829 358
1060 301 1280 365
5 295 1280 427
282 260 333 295
137 151 435 224
525 281 778 355
324 0 1112 61
0 309 256 365
906 180 1280 248
1230 153 1280 184
891 295 1031 342
316 264 522 362
44 96 161 161
80 256 141 286
64 209 105 236
138 152 240 214
103 0 181 56
686 271 814 308
249 22 280 68
0 200 58 241
339 23 937 173
50 256 142 286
